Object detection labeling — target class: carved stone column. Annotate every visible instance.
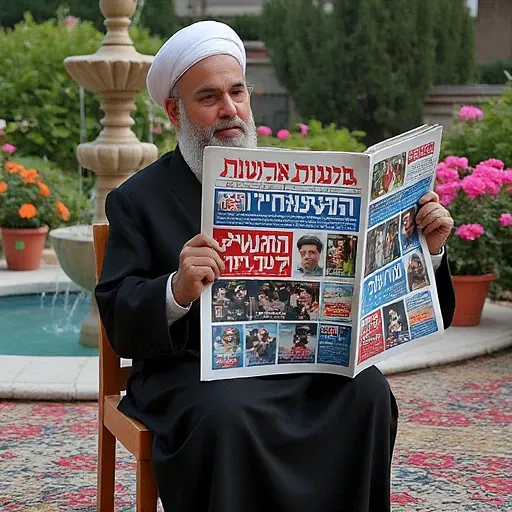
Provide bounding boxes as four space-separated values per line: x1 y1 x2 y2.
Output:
64 0 158 223
50 0 158 347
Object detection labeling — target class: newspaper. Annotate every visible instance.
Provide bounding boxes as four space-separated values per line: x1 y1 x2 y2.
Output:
200 124 444 381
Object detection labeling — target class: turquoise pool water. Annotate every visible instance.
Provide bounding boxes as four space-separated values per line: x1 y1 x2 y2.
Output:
0 292 98 356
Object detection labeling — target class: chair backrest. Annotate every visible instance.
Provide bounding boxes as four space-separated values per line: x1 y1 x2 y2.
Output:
93 223 131 400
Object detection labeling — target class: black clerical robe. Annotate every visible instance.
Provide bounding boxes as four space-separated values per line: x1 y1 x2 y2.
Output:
95 146 455 512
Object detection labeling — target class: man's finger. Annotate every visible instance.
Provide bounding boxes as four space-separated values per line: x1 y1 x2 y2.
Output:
416 202 439 224
197 266 216 285
184 233 225 252
185 256 223 277
182 247 225 272
418 191 439 205
417 207 445 230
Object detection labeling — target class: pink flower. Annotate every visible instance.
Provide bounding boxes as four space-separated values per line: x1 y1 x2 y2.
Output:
436 166 459 183
473 164 505 196
480 158 505 170
460 175 487 198
62 15 79 32
502 170 512 184
298 123 309 136
151 123 162 134
435 181 460 205
456 223 485 241
499 213 512 227
444 156 469 169
277 129 290 141
2 143 16 154
256 125 272 137
459 105 484 121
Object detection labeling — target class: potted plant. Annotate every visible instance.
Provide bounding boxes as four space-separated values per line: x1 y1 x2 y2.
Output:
0 145 70 270
435 155 512 325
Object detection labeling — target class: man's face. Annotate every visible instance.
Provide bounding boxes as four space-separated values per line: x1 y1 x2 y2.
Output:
299 244 320 270
403 212 415 237
164 54 257 176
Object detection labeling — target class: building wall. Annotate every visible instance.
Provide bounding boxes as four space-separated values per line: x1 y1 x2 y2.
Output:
475 0 512 63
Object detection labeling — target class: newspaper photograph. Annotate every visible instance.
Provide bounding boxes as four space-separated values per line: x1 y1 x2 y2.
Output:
200 125 445 381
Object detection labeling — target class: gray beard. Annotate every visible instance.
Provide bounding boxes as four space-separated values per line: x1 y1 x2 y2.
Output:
176 100 258 182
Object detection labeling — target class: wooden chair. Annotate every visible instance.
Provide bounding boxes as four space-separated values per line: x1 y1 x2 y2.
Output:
93 223 158 511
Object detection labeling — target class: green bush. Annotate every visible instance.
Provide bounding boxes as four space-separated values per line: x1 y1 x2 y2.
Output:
440 86 512 298
0 14 168 171
441 84 512 167
475 60 512 85
14 155 93 226
261 0 474 145
258 120 366 152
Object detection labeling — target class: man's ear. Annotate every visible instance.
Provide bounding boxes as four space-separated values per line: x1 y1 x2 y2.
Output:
164 97 180 130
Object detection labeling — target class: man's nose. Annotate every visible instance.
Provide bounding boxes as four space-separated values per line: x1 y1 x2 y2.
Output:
219 93 237 118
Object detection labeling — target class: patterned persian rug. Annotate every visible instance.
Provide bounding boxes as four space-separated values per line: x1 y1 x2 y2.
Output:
1 349 511 511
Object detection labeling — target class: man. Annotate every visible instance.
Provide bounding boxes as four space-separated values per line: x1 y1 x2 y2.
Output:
295 234 324 277
95 20 455 512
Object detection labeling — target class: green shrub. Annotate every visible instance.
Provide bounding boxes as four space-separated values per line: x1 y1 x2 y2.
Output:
440 86 512 298
0 14 167 172
475 60 512 85
13 155 93 226
258 120 366 152
441 84 512 167
261 0 474 145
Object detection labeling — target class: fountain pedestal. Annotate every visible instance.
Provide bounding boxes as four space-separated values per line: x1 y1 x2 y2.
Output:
50 0 158 347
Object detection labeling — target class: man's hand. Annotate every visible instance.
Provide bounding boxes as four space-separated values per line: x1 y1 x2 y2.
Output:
172 234 225 306
416 191 454 255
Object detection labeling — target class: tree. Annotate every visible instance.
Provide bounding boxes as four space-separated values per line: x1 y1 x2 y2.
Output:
262 0 474 143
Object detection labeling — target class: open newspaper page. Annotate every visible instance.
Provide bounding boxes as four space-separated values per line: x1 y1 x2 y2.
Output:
200 146 371 381
354 125 445 374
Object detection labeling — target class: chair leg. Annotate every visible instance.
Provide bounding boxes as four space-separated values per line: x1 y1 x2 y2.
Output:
136 458 158 512
97 425 116 512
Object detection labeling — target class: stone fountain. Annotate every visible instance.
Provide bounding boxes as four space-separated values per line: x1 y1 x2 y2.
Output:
50 0 158 347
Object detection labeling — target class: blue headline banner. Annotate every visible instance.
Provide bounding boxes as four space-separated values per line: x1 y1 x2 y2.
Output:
214 188 361 232
361 260 408 316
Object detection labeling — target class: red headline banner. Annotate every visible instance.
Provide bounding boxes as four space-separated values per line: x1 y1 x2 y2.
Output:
408 142 435 165
214 228 293 277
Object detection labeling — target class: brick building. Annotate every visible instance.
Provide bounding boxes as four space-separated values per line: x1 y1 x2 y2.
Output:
472 0 512 63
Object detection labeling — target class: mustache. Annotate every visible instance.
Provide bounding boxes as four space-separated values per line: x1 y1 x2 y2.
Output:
210 117 246 135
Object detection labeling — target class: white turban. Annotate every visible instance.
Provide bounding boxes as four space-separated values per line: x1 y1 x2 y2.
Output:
146 21 246 109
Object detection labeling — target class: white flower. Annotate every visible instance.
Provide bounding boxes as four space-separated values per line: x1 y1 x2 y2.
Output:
0 119 6 130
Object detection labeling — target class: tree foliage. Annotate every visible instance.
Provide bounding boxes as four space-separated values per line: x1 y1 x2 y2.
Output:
262 0 475 144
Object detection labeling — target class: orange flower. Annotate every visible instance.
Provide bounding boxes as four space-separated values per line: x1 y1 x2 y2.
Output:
5 162 24 174
56 201 70 221
38 182 51 197
0 181 7 193
19 203 37 219
20 168 40 184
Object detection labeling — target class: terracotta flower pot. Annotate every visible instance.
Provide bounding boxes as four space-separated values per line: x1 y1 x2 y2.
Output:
452 274 496 327
1 226 48 271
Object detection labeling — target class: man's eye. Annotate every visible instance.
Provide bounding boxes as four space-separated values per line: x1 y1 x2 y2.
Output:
201 95 216 102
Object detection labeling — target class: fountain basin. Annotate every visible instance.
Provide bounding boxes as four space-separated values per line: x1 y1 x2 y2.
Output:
49 225 99 348
0 292 97 357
